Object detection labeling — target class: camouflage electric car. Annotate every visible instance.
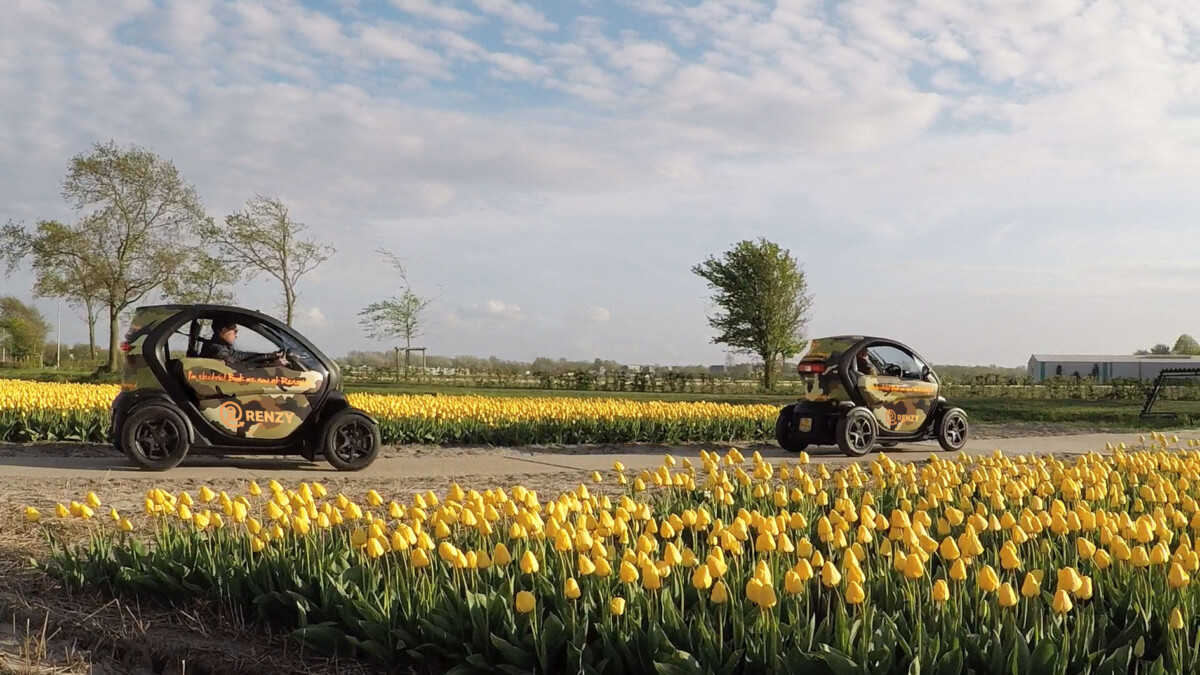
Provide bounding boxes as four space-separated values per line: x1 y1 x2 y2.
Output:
110 304 381 471
775 336 968 457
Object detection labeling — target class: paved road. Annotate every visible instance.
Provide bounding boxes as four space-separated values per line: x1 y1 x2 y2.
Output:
1 429 1195 482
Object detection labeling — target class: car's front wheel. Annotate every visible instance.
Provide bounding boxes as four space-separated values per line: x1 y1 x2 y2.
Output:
775 404 810 453
937 407 969 452
120 403 191 471
323 411 382 471
836 407 877 457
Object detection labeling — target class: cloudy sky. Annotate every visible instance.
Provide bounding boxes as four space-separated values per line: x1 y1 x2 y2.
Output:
3 0 1200 367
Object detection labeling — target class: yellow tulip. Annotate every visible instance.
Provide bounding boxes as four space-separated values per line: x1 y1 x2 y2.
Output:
1171 608 1185 630
932 579 949 603
1170 563 1191 589
845 580 865 604
515 590 536 614
1020 573 1040 598
986 574 1016 608
565 577 581 600
520 551 540 575
1051 589 1073 614
24 506 39 522
710 581 729 604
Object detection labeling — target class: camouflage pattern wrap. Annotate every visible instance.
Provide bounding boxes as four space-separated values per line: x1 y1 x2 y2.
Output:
120 307 181 392
857 375 939 433
797 336 863 402
182 358 323 440
799 336 864 363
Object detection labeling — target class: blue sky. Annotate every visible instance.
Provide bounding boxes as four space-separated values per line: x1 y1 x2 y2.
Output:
3 0 1200 367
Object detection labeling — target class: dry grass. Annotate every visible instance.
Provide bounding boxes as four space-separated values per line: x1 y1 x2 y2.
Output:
0 509 381 675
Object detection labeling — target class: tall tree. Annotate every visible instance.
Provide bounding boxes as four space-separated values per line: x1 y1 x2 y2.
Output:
0 297 51 363
17 220 106 360
358 249 439 378
692 238 813 390
203 195 334 325
1 141 210 372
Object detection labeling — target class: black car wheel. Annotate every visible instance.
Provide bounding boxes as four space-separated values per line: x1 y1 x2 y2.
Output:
323 411 382 471
937 407 969 452
775 404 810 453
836 408 877 457
120 404 191 471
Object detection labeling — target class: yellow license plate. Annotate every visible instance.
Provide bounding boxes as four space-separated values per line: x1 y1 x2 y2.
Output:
797 417 812 432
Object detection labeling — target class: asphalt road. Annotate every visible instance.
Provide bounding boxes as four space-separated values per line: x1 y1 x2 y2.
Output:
1 429 1194 482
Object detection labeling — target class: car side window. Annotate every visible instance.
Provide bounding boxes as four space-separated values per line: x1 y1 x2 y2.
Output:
232 324 284 355
867 345 920 378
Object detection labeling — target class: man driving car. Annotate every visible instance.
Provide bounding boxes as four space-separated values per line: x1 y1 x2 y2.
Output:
199 319 285 367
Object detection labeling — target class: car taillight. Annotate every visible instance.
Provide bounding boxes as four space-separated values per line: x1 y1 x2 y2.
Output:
797 363 825 374
119 341 131 352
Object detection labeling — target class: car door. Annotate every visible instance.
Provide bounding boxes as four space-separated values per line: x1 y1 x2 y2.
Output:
857 344 939 434
179 319 327 440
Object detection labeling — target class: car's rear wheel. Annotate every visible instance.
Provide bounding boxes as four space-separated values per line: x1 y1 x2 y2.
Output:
937 407 969 452
323 411 382 471
775 404 809 453
837 407 877 457
121 404 191 471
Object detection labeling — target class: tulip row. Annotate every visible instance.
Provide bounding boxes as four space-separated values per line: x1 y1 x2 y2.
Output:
27 433 1200 674
0 379 777 445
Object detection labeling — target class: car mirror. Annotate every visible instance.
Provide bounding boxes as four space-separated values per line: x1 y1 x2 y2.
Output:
921 366 931 379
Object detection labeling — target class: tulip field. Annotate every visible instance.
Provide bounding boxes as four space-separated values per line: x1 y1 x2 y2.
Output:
22 433 1200 674
0 378 777 445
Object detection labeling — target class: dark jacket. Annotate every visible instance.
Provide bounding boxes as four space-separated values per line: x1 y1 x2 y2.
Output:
199 337 260 365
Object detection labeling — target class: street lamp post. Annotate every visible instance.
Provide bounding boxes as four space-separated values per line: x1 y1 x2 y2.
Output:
56 299 61 369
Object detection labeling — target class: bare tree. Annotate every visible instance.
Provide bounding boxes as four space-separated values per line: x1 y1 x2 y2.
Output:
203 195 334 325
358 249 440 378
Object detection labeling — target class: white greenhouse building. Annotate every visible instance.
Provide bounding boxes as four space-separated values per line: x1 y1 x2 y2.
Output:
1028 354 1200 382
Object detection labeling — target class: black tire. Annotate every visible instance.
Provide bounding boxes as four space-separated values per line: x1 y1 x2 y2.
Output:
323 411 382 471
775 404 809 453
836 407 877 457
120 404 191 471
879 442 899 447
937 407 969 452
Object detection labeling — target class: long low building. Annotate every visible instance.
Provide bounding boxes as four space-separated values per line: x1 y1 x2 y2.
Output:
1028 354 1200 382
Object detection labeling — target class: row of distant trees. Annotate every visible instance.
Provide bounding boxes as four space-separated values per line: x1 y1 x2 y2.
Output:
0 140 439 374
0 141 337 372
1135 334 1200 355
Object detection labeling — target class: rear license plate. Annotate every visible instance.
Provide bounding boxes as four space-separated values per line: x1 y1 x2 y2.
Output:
797 417 812 432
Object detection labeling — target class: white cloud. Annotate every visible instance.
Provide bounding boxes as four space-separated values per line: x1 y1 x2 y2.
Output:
568 306 611 324
471 0 557 32
391 0 484 29
294 306 328 329
6 0 1200 366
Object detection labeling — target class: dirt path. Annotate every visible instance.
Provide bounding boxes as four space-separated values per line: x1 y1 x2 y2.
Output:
0 422 1193 512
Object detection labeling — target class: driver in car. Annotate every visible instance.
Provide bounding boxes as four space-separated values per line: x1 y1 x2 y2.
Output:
855 348 880 376
200 319 286 367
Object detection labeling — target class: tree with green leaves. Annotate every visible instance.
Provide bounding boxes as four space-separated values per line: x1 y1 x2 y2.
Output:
1173 334 1200 355
358 249 440 378
202 195 334 325
16 221 106 360
163 250 239 305
0 297 51 363
692 238 813 390
1151 343 1172 354
1 141 211 372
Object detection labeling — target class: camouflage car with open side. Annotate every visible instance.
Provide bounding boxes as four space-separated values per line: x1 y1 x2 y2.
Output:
775 335 968 457
110 304 381 471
